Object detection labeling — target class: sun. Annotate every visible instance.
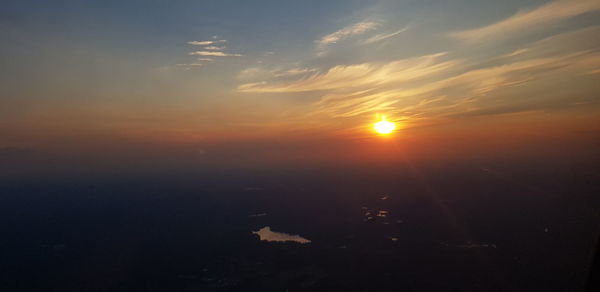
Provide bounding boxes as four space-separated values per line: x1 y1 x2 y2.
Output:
374 116 396 134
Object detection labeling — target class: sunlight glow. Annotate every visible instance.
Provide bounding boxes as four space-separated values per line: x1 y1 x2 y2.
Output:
374 116 396 134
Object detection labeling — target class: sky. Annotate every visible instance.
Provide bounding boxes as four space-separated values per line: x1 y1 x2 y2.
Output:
1 0 599 176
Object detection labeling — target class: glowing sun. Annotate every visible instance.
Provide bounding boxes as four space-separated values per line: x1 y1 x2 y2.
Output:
374 117 396 134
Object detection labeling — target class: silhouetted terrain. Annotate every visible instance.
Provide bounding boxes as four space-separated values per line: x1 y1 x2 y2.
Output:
1 160 598 291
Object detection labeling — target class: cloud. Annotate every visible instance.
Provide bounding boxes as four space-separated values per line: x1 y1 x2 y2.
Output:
238 66 319 81
188 51 243 57
504 48 530 58
238 25 600 122
252 226 311 244
182 40 238 66
317 21 380 45
203 46 224 51
176 63 204 67
238 53 455 93
509 26 600 58
273 68 318 77
183 39 239 66
362 27 408 44
188 41 213 45
187 40 227 45
238 67 270 80
315 20 380 54
450 0 600 43
231 7 600 126
314 51 600 119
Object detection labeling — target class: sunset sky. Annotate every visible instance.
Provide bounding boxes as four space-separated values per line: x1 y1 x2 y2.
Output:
1 0 599 175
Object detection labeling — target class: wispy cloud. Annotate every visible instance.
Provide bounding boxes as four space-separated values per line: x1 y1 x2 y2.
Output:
238 67 270 80
204 46 225 51
237 66 318 81
175 63 205 70
315 51 600 119
189 51 243 57
238 24 600 122
273 68 318 77
185 39 241 60
176 63 204 67
362 27 407 44
187 40 227 45
315 20 380 55
317 21 380 45
450 0 600 43
238 53 455 93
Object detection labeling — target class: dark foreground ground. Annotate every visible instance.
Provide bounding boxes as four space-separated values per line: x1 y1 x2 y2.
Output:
1 159 599 291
